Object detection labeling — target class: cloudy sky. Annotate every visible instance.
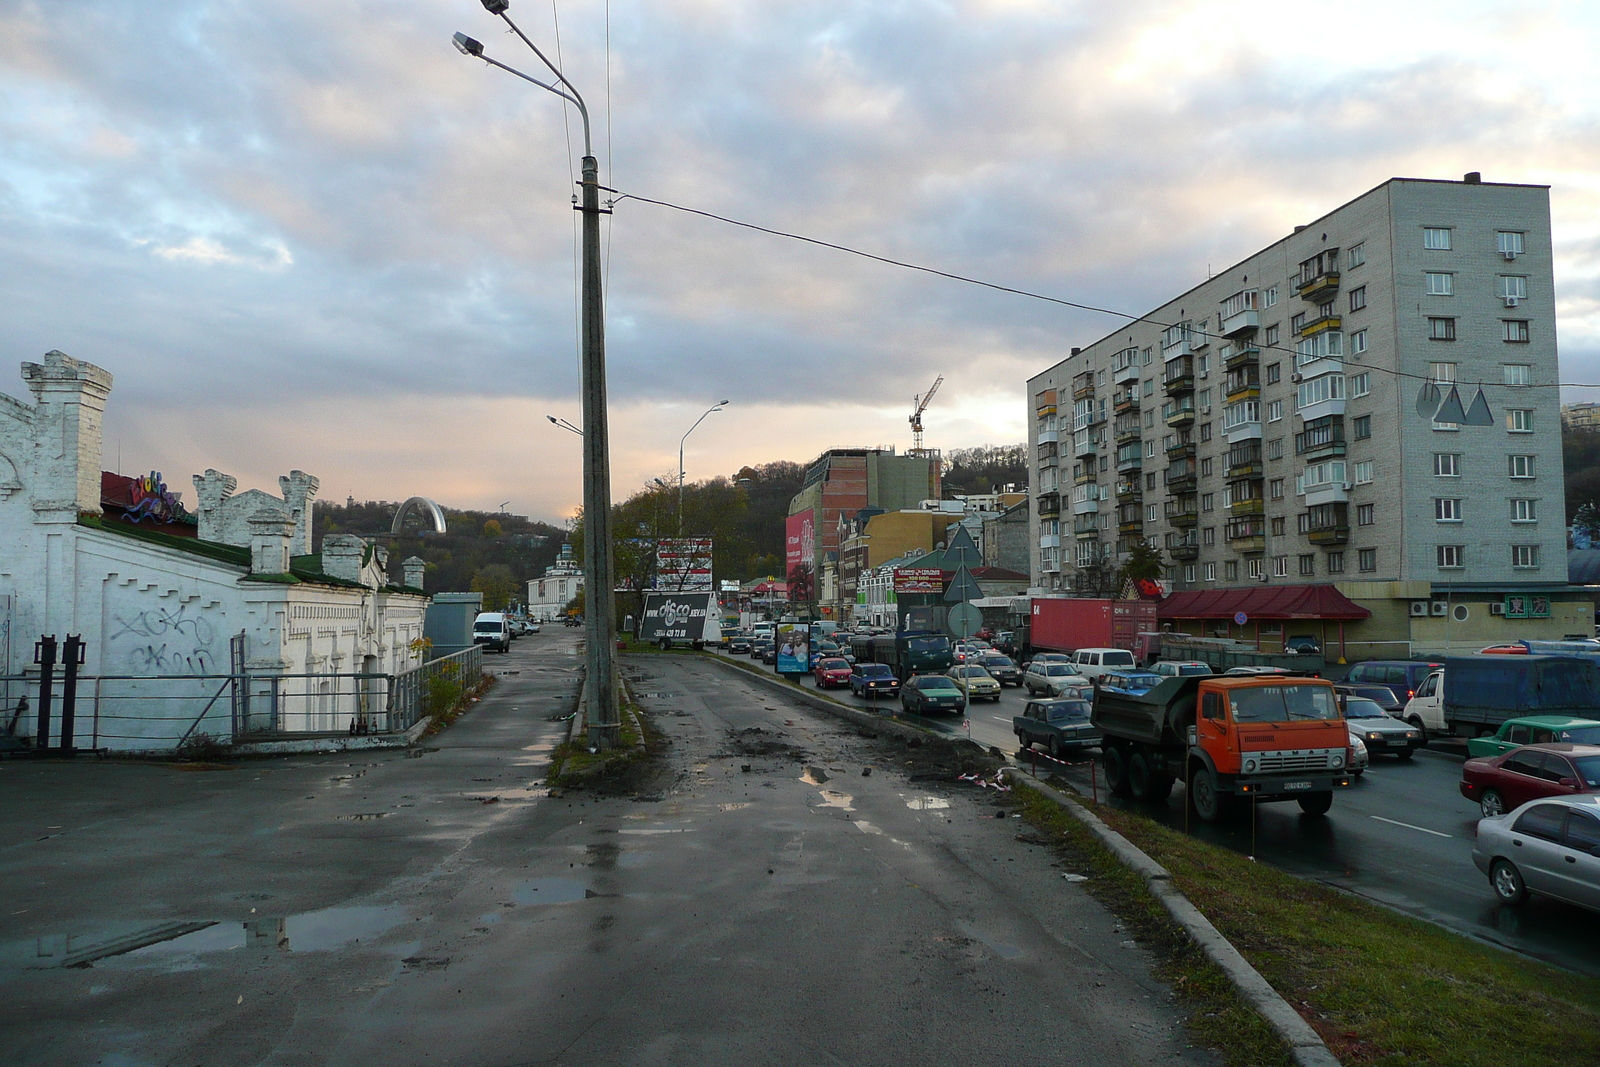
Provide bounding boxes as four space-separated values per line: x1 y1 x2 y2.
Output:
3 0 1599 524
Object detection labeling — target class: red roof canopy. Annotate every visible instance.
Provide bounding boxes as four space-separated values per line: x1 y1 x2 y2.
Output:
1157 584 1370 621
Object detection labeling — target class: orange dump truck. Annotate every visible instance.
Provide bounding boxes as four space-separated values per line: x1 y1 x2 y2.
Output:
1091 674 1353 820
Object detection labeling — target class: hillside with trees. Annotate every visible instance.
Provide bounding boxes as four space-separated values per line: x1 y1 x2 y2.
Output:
941 444 1027 497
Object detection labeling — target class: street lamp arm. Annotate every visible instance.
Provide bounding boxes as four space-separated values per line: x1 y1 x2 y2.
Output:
474 54 591 154
494 11 592 157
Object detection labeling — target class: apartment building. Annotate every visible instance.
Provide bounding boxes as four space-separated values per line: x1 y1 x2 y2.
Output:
1027 175 1589 655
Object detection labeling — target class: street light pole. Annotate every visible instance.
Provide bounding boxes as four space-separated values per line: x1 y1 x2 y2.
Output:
677 400 728 536
455 3 618 749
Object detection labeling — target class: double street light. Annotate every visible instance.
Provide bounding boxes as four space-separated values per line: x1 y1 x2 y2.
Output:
456 1 618 751
677 400 729 536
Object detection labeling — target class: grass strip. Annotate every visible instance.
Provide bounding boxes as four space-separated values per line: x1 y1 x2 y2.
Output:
1028 780 1600 1066
546 687 650 788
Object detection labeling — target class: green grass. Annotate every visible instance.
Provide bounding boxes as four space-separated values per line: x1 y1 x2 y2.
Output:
1019 781 1600 1067
546 690 650 788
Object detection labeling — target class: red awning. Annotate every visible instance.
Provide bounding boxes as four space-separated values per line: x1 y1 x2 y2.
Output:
1157 584 1370 621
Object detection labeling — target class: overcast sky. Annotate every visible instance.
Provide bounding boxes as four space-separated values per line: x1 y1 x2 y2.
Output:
3 0 1599 524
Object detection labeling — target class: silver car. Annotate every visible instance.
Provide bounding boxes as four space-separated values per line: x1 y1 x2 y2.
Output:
1343 697 1425 762
1024 663 1091 697
1473 794 1600 910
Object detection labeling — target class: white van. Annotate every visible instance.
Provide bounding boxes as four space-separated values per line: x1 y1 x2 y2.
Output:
473 612 512 653
1069 647 1137 681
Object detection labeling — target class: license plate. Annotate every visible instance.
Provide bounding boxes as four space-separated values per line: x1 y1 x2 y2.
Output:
1283 780 1312 791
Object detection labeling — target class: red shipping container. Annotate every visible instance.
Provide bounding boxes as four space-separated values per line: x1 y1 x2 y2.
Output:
1028 598 1157 654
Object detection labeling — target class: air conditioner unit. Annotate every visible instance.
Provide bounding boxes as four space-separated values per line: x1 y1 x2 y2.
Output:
1503 249 1519 261
1504 296 1520 308
1410 601 1430 617
1291 373 1303 383
1431 601 1449 617
1490 602 1506 616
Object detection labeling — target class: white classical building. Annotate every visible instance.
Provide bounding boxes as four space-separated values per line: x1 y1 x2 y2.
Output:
0 351 431 752
526 541 583 622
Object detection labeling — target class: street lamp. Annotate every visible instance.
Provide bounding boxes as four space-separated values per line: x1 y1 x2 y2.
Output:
678 400 729 535
546 415 583 436
456 2 618 750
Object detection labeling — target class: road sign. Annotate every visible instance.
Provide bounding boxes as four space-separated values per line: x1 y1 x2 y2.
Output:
948 602 982 638
1233 611 1249 625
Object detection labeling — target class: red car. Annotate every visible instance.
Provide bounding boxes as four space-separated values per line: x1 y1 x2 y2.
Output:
812 657 852 689
1460 743 1600 818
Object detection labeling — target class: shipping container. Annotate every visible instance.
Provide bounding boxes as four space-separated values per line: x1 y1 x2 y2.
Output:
1027 598 1158 655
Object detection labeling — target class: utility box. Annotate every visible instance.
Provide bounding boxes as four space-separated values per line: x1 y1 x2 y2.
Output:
425 592 483 659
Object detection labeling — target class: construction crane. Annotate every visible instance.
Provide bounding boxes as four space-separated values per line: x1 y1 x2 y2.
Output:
908 375 944 455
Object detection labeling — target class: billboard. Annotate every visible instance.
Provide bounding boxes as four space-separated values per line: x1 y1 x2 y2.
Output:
785 510 816 604
637 592 717 644
775 623 810 674
655 538 714 592
893 568 943 594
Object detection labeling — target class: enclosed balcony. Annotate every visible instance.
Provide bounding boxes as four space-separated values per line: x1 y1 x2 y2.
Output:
1161 321 1196 360
1224 441 1263 477
1074 429 1098 458
1116 447 1143 474
1034 388 1058 417
1305 502 1350 545
1222 399 1261 442
1072 492 1101 515
1224 343 1261 372
1166 436 1196 460
1163 356 1195 396
1074 465 1098 486
1115 476 1143 499
1113 388 1140 415
1073 515 1101 536
1036 492 1061 517
1300 308 1342 337
1112 347 1141 385
1165 459 1198 494
1036 427 1059 445
1165 399 1196 427
1224 365 1260 402
1225 517 1267 553
1113 413 1142 444
1296 248 1340 300
1072 370 1096 401
1036 440 1059 464
1219 288 1261 337
1294 416 1346 461
1165 496 1200 527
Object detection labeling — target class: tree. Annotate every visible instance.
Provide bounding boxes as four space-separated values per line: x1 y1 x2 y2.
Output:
471 564 517 611
1121 540 1166 592
483 519 503 538
942 444 1028 496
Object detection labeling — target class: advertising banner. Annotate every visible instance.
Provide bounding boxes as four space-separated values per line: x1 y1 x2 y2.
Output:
785 510 816 604
655 538 714 592
637 592 716 644
893 568 943 594
775 623 810 674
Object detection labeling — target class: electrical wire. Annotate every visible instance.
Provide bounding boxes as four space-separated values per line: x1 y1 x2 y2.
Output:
611 191 1599 392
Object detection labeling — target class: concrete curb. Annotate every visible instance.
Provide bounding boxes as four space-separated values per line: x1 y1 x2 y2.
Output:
1005 768 1342 1067
230 714 432 757
695 652 941 745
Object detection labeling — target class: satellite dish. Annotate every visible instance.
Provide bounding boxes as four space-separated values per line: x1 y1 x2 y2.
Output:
1415 381 1442 417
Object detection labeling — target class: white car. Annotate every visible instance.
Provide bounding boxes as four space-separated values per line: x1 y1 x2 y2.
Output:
1024 662 1091 697
1152 660 1213 678
1068 647 1138 681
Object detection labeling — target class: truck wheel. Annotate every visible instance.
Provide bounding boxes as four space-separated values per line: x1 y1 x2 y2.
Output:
1297 792 1334 816
659 637 672 652
1102 745 1131 796
1127 750 1154 800
1188 765 1230 822
1407 716 1428 742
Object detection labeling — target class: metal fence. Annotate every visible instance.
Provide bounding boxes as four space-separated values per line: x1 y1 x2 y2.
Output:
0 645 484 754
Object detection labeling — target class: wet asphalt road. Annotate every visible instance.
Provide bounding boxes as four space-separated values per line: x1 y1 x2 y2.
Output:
0 633 1213 1067
716 647 1600 977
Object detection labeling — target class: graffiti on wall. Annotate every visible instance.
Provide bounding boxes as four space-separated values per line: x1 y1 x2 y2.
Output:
122 471 191 526
111 604 216 675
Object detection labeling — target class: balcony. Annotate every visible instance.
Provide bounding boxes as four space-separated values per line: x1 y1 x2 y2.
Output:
1035 389 1058 417
1112 349 1141 385
1167 506 1199 527
1166 439 1196 460
1225 443 1263 477
1165 401 1196 428
1308 524 1349 546
1037 441 1059 463
1171 543 1200 562
1073 431 1098 459
1118 519 1144 535
1165 462 1198 493
1038 452 1058 470
1297 270 1340 301
1036 428 1059 445
1115 478 1143 499
1220 308 1260 337
1073 516 1100 536
1295 417 1346 461
1228 497 1264 516
1117 454 1143 474
1226 518 1267 553
1072 494 1101 516
1224 367 1260 402
1163 356 1196 396
1301 311 1342 337
1113 416 1142 444
1038 533 1061 549
1037 492 1061 517
1072 371 1095 401
1113 391 1140 415
1074 466 1098 486
1225 343 1261 371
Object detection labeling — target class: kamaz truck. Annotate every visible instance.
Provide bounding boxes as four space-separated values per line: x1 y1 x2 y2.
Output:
1091 674 1354 820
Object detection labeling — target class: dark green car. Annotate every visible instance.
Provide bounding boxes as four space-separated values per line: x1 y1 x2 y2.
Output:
900 674 967 715
1466 715 1600 758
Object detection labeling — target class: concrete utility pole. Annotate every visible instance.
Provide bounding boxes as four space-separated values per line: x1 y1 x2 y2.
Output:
454 1 618 749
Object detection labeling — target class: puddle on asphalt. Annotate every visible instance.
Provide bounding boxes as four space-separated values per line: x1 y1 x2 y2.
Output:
521 743 556 753
513 878 591 904
816 790 854 811
905 796 951 810
853 820 885 836
10 905 409 969
800 766 830 785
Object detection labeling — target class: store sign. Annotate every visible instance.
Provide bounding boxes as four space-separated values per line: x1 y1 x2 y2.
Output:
655 538 713 592
1503 595 1551 619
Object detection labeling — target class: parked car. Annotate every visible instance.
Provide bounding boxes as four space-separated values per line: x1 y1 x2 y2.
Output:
976 653 1023 687
1013 698 1101 759
1342 660 1444 704
1068 647 1138 681
1024 662 1090 697
1223 665 1293 677
1025 652 1072 669
900 674 967 715
813 657 852 689
849 662 900 699
1460 743 1600 818
1472 794 1600 909
946 665 1002 702
1467 716 1600 759
526 621 541 634
1284 635 1322 655
472 612 512 653
1151 660 1212 678
1100 670 1163 696
1333 683 1403 714
1342 696 1425 761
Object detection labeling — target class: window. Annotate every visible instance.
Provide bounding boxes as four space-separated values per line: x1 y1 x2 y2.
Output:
1145 440 1157 457
1348 243 1365 269
1266 362 1281 384
1198 388 1212 409
1351 330 1367 355
1264 324 1280 346
1203 526 1216 546
1511 499 1536 523
1509 454 1536 479
1434 453 1460 477
1271 516 1286 537
1268 400 1283 421
1327 551 1345 574
1503 319 1530 343
1497 231 1525 257
1100 455 1109 471
1507 409 1533 433
1429 362 1457 383
1359 548 1376 572
1350 372 1370 397
1291 312 1307 334
1202 493 1215 512
1267 438 1284 460
1296 374 1345 409
1302 460 1348 491
1435 498 1462 522
1511 545 1541 569
1146 472 1157 489
1503 363 1531 386
1200 423 1213 443
1247 558 1263 579
1428 317 1457 341
1273 555 1288 577
1203 562 1217 582
1436 544 1464 568
1201 458 1213 477
1144 378 1155 396
1264 286 1279 308
1425 272 1453 296
1357 503 1374 525
1145 409 1156 428
1098 369 1106 387
1353 461 1373 484
1183 565 1196 583
1499 276 1528 300
1299 554 1316 576
1224 560 1239 581
1198 354 1209 375
1143 347 1153 365
1424 227 1452 250
1269 478 1284 499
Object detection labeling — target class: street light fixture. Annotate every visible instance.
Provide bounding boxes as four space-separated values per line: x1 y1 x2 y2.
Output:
678 400 729 535
455 1 617 750
546 415 583 436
